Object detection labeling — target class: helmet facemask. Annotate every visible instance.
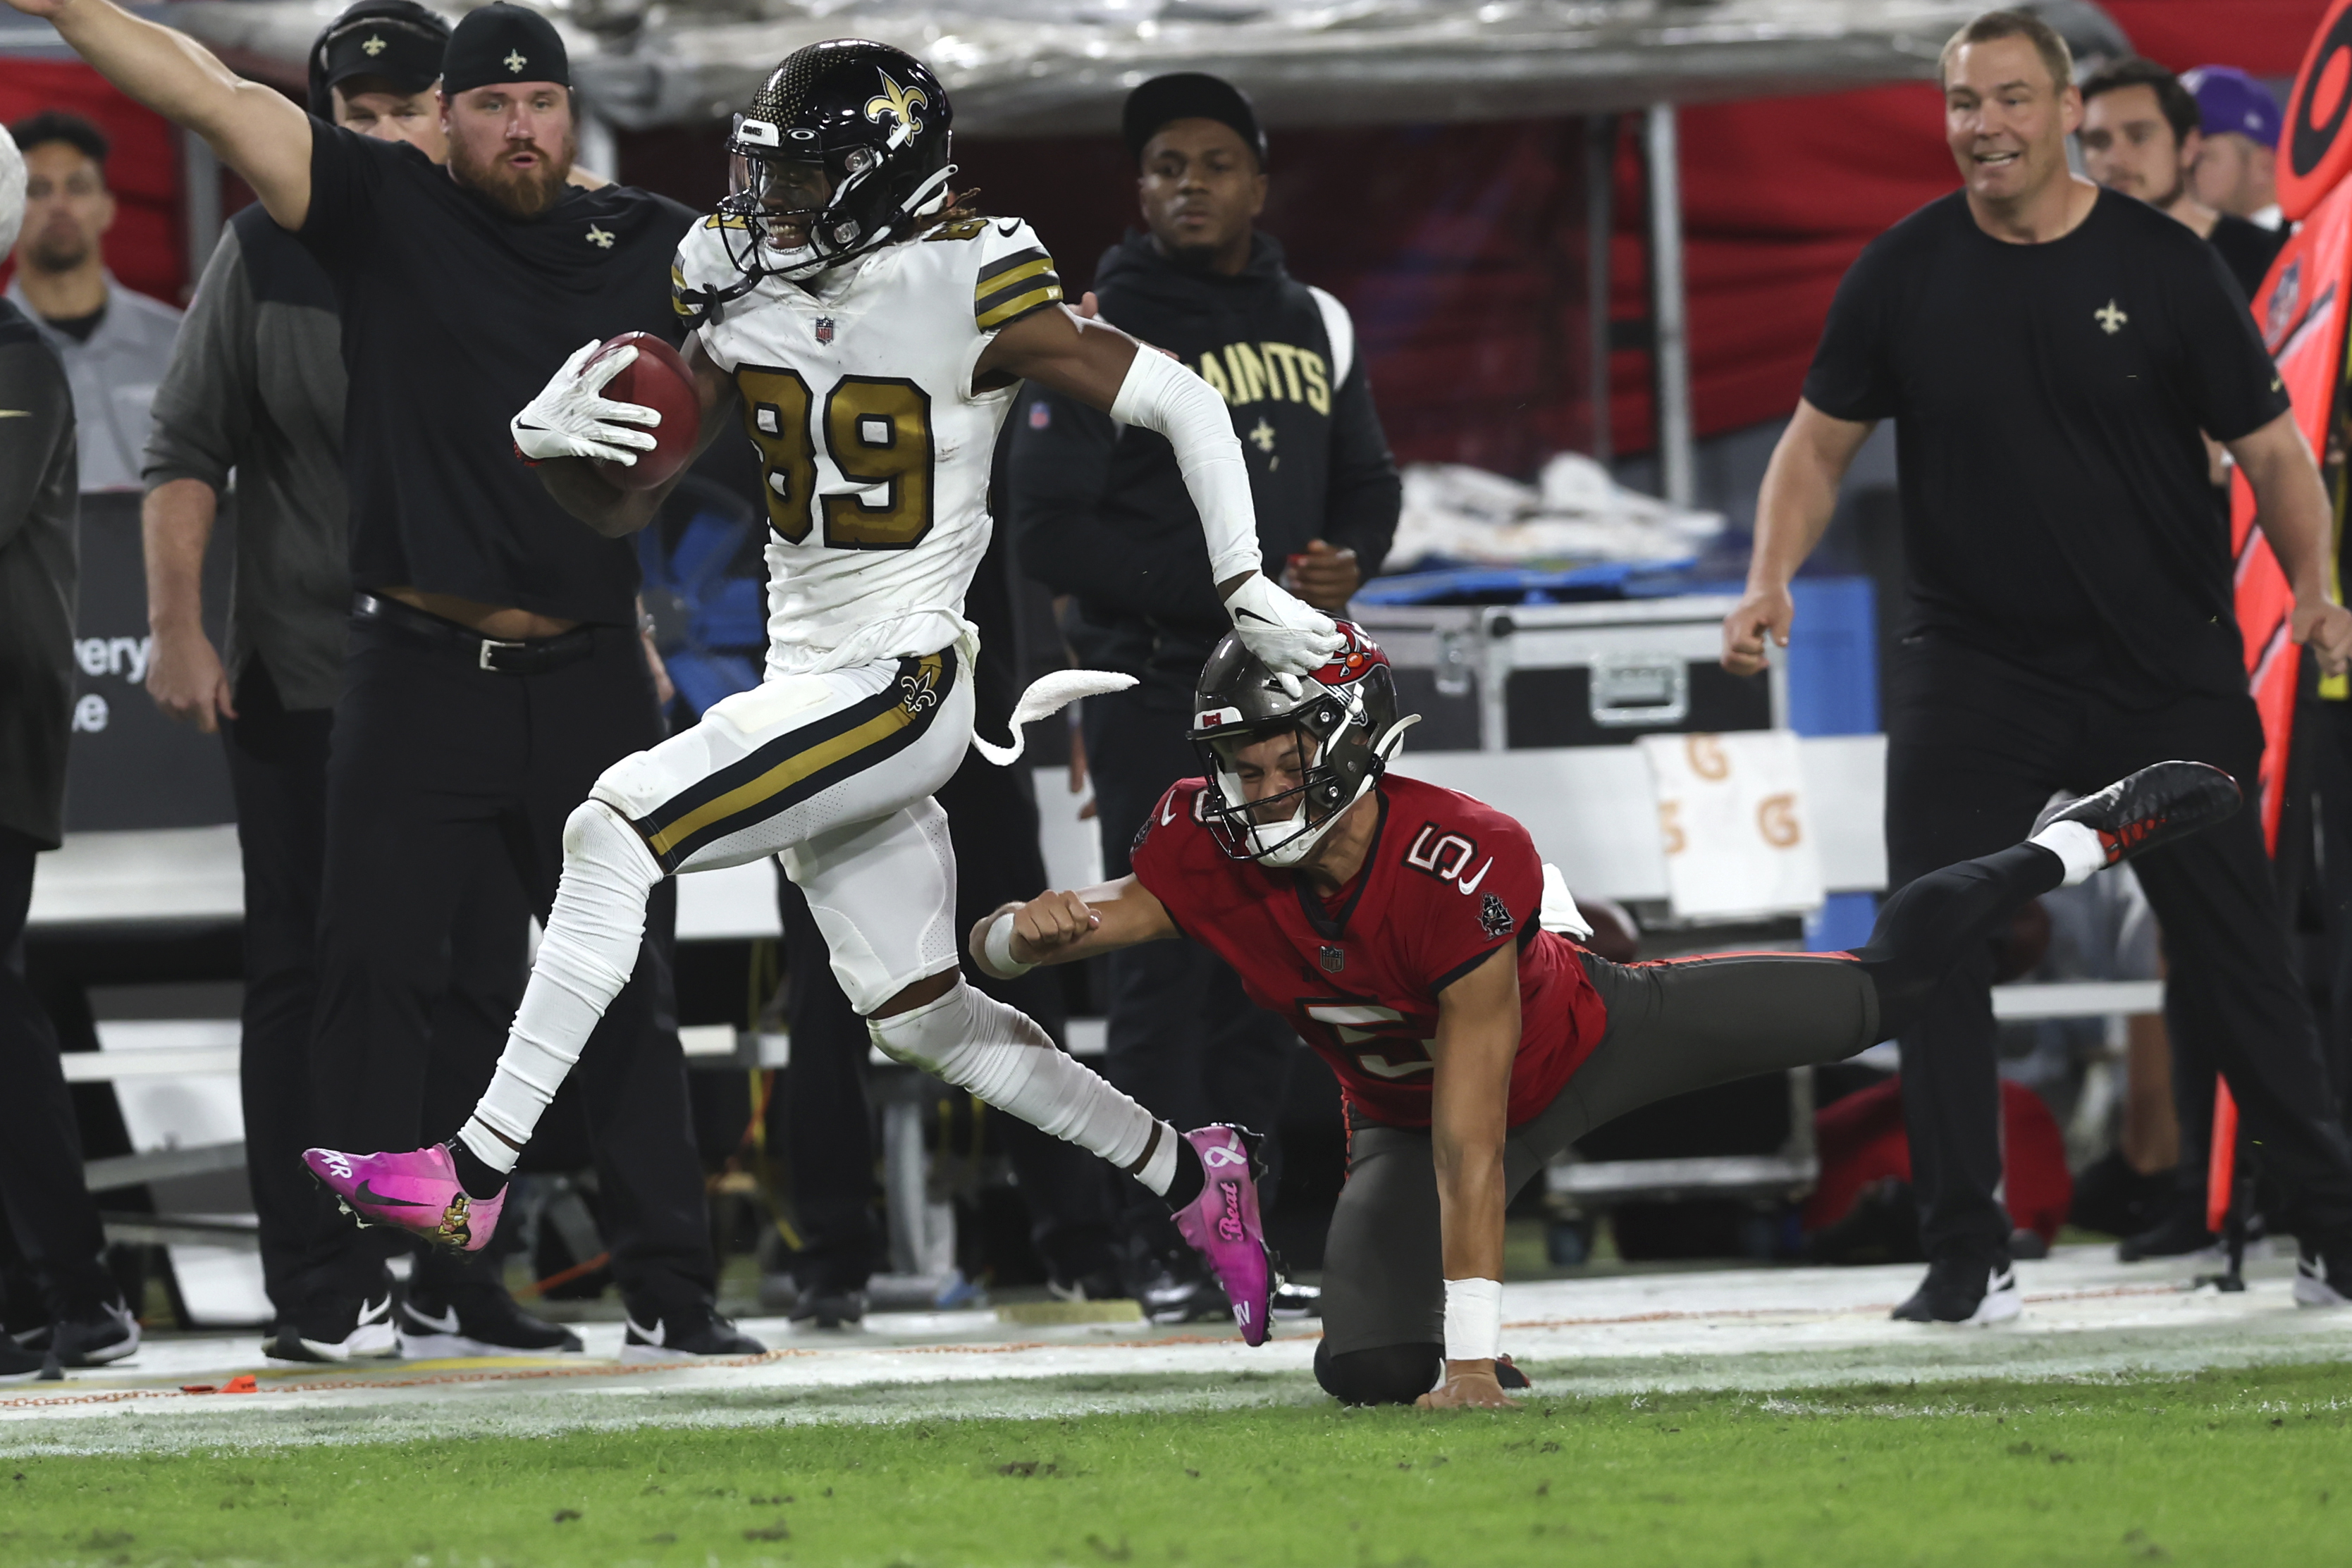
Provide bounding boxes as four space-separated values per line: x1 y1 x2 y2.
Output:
1194 698 1417 870
717 114 954 285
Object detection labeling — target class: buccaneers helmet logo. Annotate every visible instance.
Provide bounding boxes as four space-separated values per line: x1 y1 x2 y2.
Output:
865 70 929 145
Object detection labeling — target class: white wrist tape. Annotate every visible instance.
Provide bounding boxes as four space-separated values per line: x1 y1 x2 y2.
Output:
1442 1276 1503 1363
1108 346 1261 584
981 910 1035 978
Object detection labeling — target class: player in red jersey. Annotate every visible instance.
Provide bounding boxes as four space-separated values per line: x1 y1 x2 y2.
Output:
971 625 2240 1407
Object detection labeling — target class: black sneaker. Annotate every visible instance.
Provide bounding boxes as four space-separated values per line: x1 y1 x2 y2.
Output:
17 1300 141 1368
397 1286 581 1358
1271 1280 1322 1319
2295 1245 2350 1308
2118 1202 2217 1262
1047 1269 1129 1304
1494 1354 1532 1390
1891 1254 2021 1326
1139 1270 1229 1326
265 1291 398 1364
0 1333 45 1383
2031 762 2241 871
787 1289 868 1328
622 1304 767 1362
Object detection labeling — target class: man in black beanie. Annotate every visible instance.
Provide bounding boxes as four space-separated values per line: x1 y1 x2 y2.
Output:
140 0 566 1364
1007 71 1400 1318
21 0 761 1359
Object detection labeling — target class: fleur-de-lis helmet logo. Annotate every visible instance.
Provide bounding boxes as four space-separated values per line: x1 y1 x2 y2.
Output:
863 68 928 149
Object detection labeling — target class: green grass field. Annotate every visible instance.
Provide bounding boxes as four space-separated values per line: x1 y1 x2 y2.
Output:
8 1359 2348 1567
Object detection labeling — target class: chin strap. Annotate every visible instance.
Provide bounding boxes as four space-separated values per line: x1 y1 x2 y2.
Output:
1251 712 1424 868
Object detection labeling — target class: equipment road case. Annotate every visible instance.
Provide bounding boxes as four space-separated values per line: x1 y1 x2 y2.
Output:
1353 596 1787 753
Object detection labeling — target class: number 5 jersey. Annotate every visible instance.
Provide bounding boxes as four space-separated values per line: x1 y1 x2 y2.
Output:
674 211 1064 677
1128 772 1609 1130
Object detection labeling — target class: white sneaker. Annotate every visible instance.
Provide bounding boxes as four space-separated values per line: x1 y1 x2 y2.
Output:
2294 1250 2348 1308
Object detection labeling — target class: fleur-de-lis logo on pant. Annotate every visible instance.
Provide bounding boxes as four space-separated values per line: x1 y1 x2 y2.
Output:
865 70 929 148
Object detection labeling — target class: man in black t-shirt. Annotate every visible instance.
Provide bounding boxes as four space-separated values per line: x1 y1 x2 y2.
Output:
11 0 761 1358
1723 9 2352 1323
2079 57 2284 302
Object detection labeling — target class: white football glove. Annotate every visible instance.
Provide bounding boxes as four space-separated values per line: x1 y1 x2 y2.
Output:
510 338 661 465
1223 571 1345 679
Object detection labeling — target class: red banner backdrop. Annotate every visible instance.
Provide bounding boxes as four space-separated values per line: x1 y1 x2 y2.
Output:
0 58 185 306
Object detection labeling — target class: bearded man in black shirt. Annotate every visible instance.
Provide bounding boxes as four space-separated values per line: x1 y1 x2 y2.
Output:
1723 8 2352 1323
9 0 758 1358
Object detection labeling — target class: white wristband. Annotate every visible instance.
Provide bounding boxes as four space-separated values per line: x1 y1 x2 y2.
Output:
981 910 1034 979
1442 1277 1503 1363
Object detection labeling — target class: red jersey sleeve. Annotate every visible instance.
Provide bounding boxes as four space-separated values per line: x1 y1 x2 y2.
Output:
1127 779 1216 937
1391 791 1546 994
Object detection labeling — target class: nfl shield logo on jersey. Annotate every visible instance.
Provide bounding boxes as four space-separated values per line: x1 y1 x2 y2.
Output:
1319 944 1346 974
814 316 837 345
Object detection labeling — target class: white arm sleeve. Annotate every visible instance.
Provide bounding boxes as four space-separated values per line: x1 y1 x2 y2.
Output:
1108 345 1262 585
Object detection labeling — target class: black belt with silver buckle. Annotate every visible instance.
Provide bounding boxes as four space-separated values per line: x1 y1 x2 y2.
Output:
353 592 602 677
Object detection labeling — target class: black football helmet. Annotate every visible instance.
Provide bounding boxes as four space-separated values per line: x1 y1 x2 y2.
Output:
1188 622 1419 868
700 39 954 302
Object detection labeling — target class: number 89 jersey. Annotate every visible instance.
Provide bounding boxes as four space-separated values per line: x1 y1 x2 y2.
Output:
674 212 1065 676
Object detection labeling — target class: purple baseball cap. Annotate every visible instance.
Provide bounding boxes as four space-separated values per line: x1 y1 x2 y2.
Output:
2182 65 2282 148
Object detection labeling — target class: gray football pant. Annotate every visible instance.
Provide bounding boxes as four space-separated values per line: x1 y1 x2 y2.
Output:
1319 840 2062 1362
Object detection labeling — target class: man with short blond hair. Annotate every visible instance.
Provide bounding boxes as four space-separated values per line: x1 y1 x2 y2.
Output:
1723 10 2352 1323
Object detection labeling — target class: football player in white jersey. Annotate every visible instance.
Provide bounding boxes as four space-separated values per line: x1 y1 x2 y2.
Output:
302 39 1341 1347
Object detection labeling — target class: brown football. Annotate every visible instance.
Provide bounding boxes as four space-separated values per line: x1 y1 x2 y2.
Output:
587 331 701 492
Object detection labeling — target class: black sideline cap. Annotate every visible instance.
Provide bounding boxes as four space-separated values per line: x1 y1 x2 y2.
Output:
308 1 450 116
441 2 569 96
1122 73 1267 168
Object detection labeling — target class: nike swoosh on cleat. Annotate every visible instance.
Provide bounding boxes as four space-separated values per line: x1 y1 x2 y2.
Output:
624 1314 665 1347
352 1180 426 1207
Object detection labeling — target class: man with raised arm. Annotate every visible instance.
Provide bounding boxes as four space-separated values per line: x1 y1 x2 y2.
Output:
4 0 753 1358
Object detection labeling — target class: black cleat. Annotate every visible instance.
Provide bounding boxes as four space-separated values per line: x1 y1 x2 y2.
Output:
1494 1354 1531 1390
622 1304 767 1361
2031 762 2241 872
787 1289 868 1329
1891 1254 2021 1326
397 1286 581 1359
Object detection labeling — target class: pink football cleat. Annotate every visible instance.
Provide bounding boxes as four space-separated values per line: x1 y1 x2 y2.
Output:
302 1143 504 1253
1171 1124 1273 1346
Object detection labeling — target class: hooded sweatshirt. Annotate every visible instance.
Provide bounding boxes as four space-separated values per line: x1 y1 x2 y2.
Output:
1005 229 1400 687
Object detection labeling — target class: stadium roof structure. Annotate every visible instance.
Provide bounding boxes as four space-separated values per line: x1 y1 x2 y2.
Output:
157 0 1988 132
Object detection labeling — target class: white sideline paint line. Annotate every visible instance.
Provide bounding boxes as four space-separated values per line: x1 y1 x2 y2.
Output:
6 1247 2348 1449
